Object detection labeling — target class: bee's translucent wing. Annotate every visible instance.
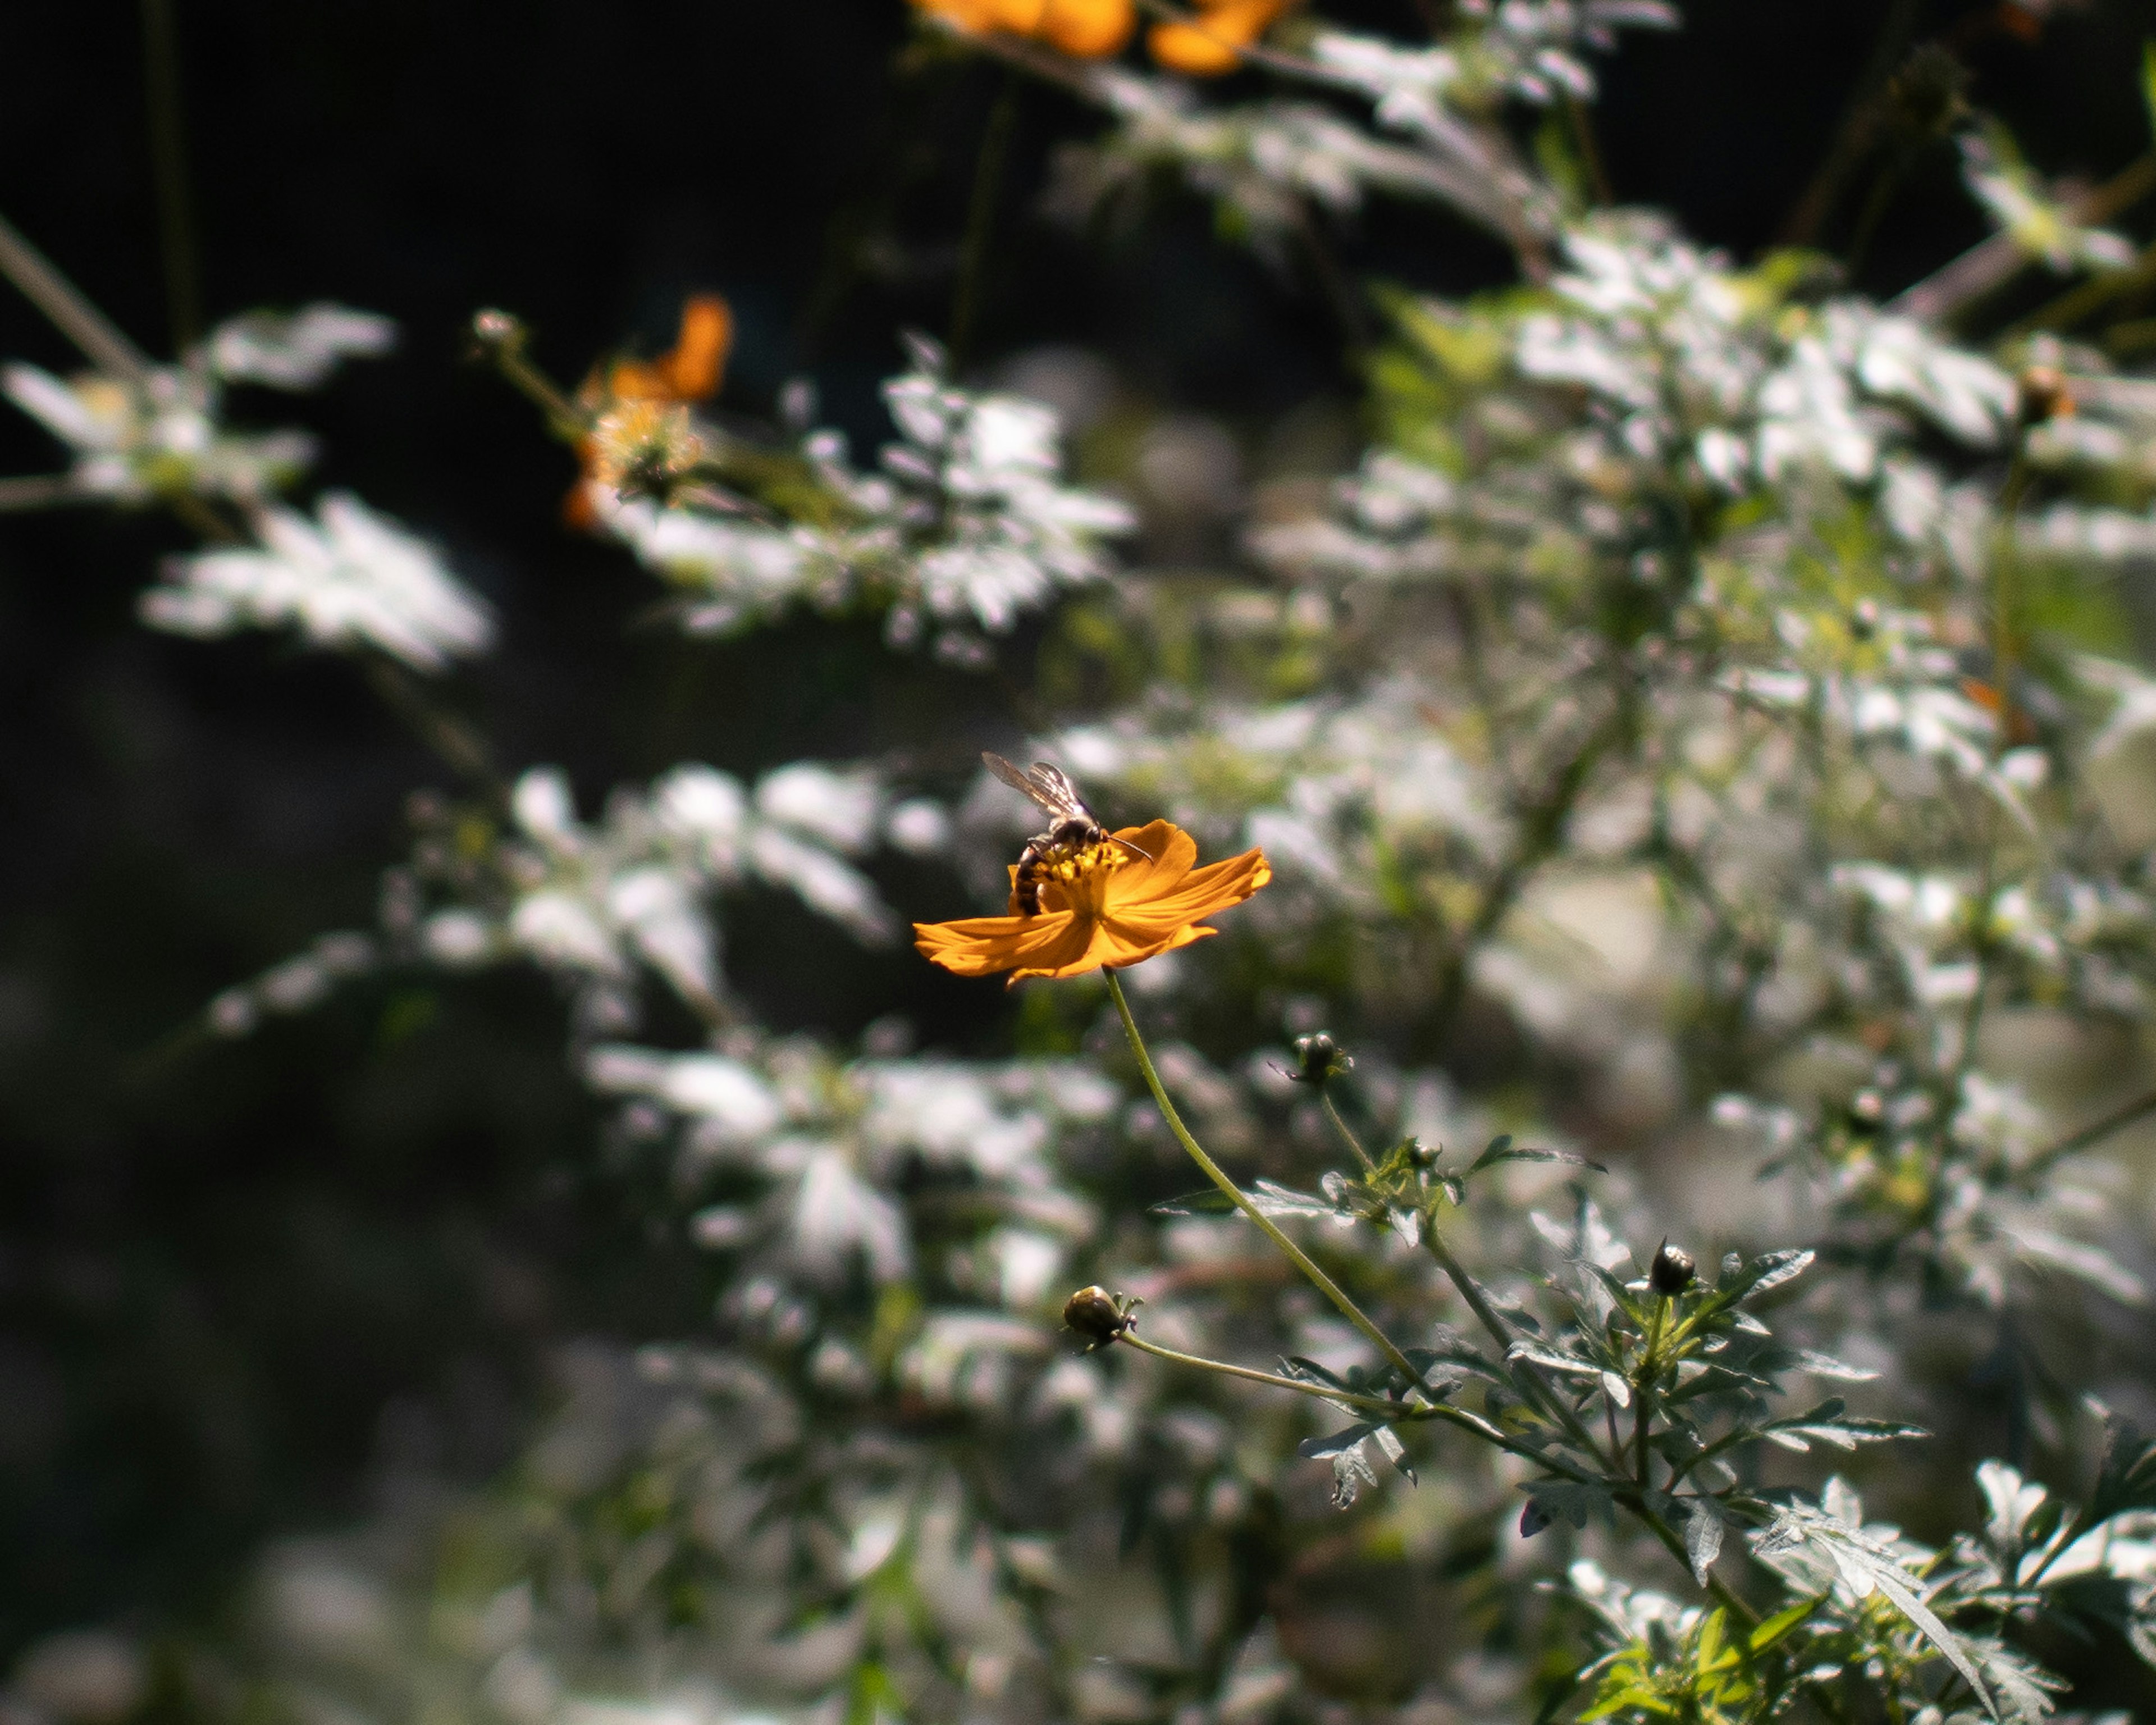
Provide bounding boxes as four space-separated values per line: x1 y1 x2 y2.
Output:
1023 763 1097 824
983 752 1095 824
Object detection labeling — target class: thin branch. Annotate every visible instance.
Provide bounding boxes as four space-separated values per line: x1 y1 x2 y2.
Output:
1892 154 2156 326
1106 971 1428 1391
0 473 88 512
0 209 156 384
2020 1087 2156 1184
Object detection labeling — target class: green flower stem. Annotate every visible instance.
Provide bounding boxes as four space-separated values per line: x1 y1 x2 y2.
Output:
1424 1225 1615 1470
1104 971 1426 1392
1318 1087 1377 1173
1116 1332 1414 1420
1636 1295 1668 1489
1118 1330 1601 1481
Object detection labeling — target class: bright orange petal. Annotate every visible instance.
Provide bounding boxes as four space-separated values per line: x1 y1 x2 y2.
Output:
1146 0 1288 74
659 295 732 400
1098 820 1194 903
1109 847 1272 933
915 908 1082 977
1038 0 1135 56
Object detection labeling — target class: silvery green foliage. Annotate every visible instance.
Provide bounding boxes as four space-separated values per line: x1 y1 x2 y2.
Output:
1042 1 1674 248
141 491 495 670
1958 122 2137 277
18 7 2156 1725
1 301 390 504
592 336 1132 659
1043 68 1519 250
208 760 923 1041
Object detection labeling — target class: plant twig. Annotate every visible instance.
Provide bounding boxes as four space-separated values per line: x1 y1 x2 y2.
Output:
1106 971 1427 1391
140 0 203 352
0 209 156 385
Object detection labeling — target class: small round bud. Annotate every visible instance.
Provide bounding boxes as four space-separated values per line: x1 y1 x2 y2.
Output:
1063 1285 1131 1346
1650 1242 1697 1297
471 308 524 350
2017 365 2073 426
1290 1032 1352 1085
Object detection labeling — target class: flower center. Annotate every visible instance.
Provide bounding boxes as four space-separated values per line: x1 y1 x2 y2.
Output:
1045 839 1127 920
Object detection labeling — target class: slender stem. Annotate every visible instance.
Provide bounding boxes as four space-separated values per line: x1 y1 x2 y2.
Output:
1424 1225 1614 1467
1117 1332 1416 1420
361 656 504 798
0 473 86 512
2020 1086 2156 1183
1634 1296 1667 1489
1564 93 1612 207
1892 154 2156 326
0 209 156 384
1105 971 1426 1390
140 0 203 352
950 70 1018 371
1318 1087 1377 1173
1990 453 2032 747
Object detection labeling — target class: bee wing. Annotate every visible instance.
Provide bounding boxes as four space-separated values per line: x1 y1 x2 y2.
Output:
982 752 1097 825
1022 762 1099 825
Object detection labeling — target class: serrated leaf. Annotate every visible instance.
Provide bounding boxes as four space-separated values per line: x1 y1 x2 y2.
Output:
1280 1354 1351 1390
1370 1422 1417 1485
1687 1499 1725 1583
1791 1348 1879 1382
1149 1187 1239 1217
1756 1509 1997 1719
1508 1339 1604 1379
1468 1137 1607 1174
1300 1421 1378 1460
1520 1477 1612 1534
1746 1249 1815 1298
1250 1178 1352 1220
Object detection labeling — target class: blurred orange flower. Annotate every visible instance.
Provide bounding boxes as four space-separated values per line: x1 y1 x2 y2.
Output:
912 0 1136 57
915 819 1271 984
1148 0 1293 75
567 294 732 528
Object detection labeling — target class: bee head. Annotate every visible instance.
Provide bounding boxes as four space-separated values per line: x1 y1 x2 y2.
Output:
1049 816 1098 848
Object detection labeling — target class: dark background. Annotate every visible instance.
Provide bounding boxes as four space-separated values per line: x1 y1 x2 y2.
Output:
0 0 2149 1666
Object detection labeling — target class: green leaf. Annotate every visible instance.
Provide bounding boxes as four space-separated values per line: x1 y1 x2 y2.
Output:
1468 1135 1607 1174
1686 1498 1725 1583
1748 1595 1821 1653
1755 1508 1998 1719
2091 1407 2156 1520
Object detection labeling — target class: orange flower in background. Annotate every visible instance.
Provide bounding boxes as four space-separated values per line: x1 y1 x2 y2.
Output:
1148 0 1294 75
910 0 1135 60
605 294 732 403
915 819 1271 984
567 294 732 528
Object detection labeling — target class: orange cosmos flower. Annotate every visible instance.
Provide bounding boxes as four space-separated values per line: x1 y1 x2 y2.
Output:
1148 0 1293 75
911 0 1135 58
915 819 1271 984
567 294 733 529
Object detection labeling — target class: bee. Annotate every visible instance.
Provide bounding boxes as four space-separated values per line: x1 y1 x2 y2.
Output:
984 752 1149 915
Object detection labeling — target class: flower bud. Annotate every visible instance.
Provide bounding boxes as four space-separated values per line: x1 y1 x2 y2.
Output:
1650 1242 1696 1296
2018 365 2073 426
1063 1285 1131 1346
1290 1032 1352 1086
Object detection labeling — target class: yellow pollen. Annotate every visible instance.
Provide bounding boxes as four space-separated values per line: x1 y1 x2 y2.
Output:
1047 841 1126 918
